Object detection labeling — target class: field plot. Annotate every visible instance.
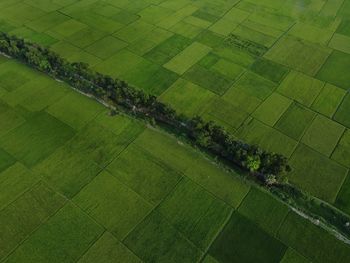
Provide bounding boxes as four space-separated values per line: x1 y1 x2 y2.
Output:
1 0 350 261
0 58 349 262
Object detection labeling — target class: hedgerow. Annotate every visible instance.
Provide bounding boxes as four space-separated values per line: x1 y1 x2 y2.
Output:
0 32 290 183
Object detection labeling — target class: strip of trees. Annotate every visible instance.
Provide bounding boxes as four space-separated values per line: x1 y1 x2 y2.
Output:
0 32 291 184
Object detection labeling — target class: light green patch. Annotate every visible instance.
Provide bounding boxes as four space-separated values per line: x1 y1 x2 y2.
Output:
0 163 40 210
184 155 250 208
157 178 232 250
252 93 292 126
265 36 331 76
238 187 289 235
289 22 334 45
280 248 310 263
234 71 277 100
50 19 88 37
277 71 324 107
114 20 155 43
73 171 153 240
222 87 262 114
237 118 298 157
211 59 244 80
289 144 348 203
170 21 203 39
301 115 345 156
65 27 107 48
47 91 105 130
0 182 66 261
78 232 141 263
107 144 182 204
332 130 350 168
203 97 249 131
160 78 216 116
329 33 350 54
134 129 200 174
164 42 211 75
5 203 104 263
311 83 346 117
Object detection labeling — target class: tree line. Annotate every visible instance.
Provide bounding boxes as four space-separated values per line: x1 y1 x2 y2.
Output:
0 32 291 184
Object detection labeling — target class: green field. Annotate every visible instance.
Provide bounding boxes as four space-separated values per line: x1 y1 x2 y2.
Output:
1 0 350 261
0 55 349 263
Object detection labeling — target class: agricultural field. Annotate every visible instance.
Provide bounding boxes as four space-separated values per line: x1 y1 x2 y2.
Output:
0 0 349 211
1 57 350 263
1 0 350 261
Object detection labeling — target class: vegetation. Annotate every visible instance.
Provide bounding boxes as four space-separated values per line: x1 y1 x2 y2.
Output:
0 31 290 184
224 33 269 56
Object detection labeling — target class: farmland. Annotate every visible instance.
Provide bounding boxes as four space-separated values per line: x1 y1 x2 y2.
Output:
1 0 350 262
0 58 349 262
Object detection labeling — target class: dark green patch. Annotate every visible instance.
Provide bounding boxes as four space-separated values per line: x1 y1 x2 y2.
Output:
224 33 268 56
0 71 29 92
250 58 289 83
316 50 350 90
0 147 15 173
0 112 75 167
183 64 232 95
209 212 287 263
334 93 350 128
275 103 315 140
124 211 203 263
144 34 192 65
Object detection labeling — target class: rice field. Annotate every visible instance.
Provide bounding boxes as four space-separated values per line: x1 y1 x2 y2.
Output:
1 0 350 262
